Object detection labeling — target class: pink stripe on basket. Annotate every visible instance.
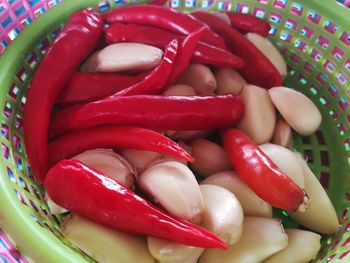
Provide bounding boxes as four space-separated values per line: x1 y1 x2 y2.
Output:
0 229 28 263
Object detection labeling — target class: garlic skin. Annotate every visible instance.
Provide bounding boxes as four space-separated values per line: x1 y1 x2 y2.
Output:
272 118 292 148
176 64 217 95
202 171 272 218
237 84 276 144
214 67 247 95
268 87 322 136
139 161 204 224
121 149 163 174
80 51 99 72
259 143 304 188
263 229 321 263
289 153 339 234
189 138 232 177
62 214 154 263
199 217 288 263
245 33 287 78
200 185 243 244
96 43 163 73
147 237 204 263
163 84 197 96
73 149 136 190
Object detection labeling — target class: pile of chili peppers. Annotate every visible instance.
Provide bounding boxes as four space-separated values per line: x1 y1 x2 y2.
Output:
23 5 307 249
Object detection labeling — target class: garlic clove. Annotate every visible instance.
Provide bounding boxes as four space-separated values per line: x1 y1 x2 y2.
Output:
167 130 212 141
199 217 288 263
189 138 232 177
268 87 322 136
202 171 272 218
147 236 204 263
263 229 321 263
163 84 197 96
176 64 217 95
159 140 191 165
214 67 247 95
272 118 292 148
121 149 163 174
237 84 276 144
245 33 287 78
80 51 99 72
289 153 339 234
259 143 304 188
139 161 204 224
73 149 136 190
46 192 68 215
200 185 243 244
96 43 163 73
63 214 154 263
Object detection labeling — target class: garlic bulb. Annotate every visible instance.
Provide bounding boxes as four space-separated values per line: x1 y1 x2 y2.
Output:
214 67 246 95
199 217 288 263
245 33 287 78
237 84 276 144
139 161 204 224
268 87 322 136
189 138 232 177
202 171 272 218
259 144 304 188
272 118 292 148
147 237 204 263
176 64 217 95
200 185 243 244
121 149 163 174
163 84 197 96
289 153 339 234
264 229 321 263
73 149 136 190
62 214 154 263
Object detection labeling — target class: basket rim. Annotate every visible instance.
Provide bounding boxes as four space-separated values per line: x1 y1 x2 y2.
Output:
0 0 349 262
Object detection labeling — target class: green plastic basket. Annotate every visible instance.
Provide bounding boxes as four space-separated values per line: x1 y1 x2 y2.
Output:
1 0 350 262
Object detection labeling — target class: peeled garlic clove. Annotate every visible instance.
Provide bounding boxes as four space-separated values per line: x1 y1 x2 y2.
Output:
139 161 204 224
189 138 232 177
80 51 99 72
46 192 68 214
148 237 204 263
268 87 322 136
259 143 304 188
237 84 276 144
245 33 287 78
200 217 288 263
272 118 292 148
96 43 163 73
264 229 321 263
121 149 163 174
214 67 247 95
63 214 154 263
176 64 217 95
73 149 136 190
289 153 339 234
200 185 243 244
202 171 272 218
163 84 197 96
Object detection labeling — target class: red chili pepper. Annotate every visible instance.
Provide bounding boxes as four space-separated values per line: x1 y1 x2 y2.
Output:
105 23 244 69
49 94 244 138
191 11 282 89
48 125 194 167
45 160 228 249
221 129 308 212
56 72 148 106
223 12 271 37
104 5 228 50
23 10 103 182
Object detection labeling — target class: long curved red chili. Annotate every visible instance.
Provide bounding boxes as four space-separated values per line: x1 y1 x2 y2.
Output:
103 5 228 50
221 129 308 212
191 11 282 89
23 10 103 182
45 160 228 249
48 125 194 167
56 72 148 106
49 94 244 138
105 23 244 68
224 12 271 37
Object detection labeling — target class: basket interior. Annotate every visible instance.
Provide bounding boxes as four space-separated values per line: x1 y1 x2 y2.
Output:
1 0 350 262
